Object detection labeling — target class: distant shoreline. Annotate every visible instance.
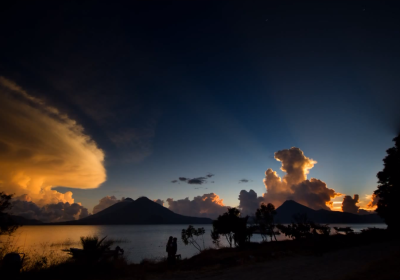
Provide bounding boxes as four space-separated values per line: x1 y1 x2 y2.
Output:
25 221 386 226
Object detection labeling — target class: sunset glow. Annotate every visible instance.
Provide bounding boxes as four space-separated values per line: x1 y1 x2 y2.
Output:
0 77 106 208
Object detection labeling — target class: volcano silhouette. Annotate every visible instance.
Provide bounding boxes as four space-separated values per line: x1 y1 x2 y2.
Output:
275 200 383 224
57 197 212 225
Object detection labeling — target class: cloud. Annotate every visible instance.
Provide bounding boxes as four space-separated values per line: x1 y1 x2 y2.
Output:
366 194 379 209
187 177 207 185
62 83 160 163
342 194 377 215
262 147 341 210
153 199 164 206
92 196 123 214
166 193 226 219
10 195 89 222
274 147 316 186
342 195 360 214
238 189 263 216
172 174 214 185
239 179 251 183
0 77 106 206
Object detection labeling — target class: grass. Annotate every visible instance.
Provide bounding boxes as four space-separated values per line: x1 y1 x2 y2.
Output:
0 238 68 273
50 238 79 247
1 235 131 275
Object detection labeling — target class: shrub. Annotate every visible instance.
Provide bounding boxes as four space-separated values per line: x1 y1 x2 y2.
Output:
79 236 113 261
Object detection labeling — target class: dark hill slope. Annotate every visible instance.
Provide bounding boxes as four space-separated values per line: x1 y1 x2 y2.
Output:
275 200 384 224
58 197 212 225
10 215 43 225
0 214 43 225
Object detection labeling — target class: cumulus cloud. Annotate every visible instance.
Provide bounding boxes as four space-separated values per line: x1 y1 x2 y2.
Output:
92 196 124 214
166 193 226 219
0 77 106 206
341 194 377 215
342 195 360 214
366 194 379 209
262 147 341 210
10 194 89 222
238 189 262 216
153 199 164 206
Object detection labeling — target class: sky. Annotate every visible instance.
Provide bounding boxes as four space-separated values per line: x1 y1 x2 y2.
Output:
1 1 400 222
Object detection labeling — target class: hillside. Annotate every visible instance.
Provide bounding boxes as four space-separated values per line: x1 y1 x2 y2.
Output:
275 200 384 224
0 214 43 225
57 197 212 225
10 214 43 225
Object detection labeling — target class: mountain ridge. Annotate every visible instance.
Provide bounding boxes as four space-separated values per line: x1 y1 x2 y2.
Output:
12 199 384 225
54 196 213 225
275 200 384 224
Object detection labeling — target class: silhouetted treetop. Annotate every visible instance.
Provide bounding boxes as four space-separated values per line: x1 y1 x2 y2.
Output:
0 192 19 235
374 134 400 231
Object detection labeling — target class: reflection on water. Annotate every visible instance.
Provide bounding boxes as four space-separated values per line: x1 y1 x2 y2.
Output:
0 224 386 263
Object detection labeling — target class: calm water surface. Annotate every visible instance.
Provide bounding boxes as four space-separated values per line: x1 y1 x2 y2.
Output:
1 224 386 263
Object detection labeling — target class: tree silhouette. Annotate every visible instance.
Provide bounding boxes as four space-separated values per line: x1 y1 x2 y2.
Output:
0 192 19 236
211 207 248 248
181 225 205 252
374 134 400 231
255 203 277 242
210 228 220 248
276 213 330 240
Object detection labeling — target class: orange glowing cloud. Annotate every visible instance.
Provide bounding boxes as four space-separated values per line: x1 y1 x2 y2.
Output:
166 193 226 219
0 77 106 206
366 194 379 210
262 147 341 210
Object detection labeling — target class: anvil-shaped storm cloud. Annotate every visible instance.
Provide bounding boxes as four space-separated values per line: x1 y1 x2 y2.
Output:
0 77 106 206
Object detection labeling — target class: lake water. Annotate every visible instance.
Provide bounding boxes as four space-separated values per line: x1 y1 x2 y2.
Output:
0 223 386 264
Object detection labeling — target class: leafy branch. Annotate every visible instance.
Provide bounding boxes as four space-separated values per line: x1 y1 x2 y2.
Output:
181 225 205 252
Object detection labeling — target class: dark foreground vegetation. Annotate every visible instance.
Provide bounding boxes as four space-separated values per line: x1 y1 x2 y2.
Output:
0 227 397 280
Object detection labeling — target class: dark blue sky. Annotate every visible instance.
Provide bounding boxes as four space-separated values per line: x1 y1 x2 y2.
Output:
1 1 400 212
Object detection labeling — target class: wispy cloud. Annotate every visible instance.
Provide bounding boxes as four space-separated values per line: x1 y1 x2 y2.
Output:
171 174 215 185
238 179 252 183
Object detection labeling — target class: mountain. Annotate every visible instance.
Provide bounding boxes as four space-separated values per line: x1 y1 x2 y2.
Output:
10 214 43 225
275 200 384 224
0 213 43 225
57 197 213 225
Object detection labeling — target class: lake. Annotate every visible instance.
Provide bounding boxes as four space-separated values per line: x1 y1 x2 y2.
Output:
1 223 386 263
